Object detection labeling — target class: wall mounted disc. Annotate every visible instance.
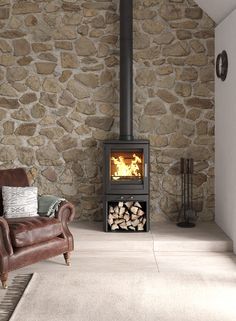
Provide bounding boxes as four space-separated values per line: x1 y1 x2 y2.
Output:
216 50 228 81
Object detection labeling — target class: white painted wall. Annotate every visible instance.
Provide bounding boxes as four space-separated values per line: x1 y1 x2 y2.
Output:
215 9 236 253
195 0 236 24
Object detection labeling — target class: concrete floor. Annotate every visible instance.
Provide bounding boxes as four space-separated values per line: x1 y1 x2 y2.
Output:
1 221 236 317
12 221 236 275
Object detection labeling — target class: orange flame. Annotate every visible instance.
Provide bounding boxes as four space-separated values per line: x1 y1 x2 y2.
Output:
111 154 142 180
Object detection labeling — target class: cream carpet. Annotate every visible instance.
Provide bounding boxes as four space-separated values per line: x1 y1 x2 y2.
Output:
10 271 236 321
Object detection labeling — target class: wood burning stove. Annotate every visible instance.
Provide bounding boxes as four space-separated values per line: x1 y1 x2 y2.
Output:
104 141 149 195
103 0 150 232
103 140 150 232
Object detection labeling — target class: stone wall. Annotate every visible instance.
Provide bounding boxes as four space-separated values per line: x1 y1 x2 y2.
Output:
0 0 215 222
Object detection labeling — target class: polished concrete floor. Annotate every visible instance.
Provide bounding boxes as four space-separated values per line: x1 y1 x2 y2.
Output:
12 221 236 275
1 221 236 317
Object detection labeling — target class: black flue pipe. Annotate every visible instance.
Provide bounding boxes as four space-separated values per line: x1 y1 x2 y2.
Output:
119 0 133 141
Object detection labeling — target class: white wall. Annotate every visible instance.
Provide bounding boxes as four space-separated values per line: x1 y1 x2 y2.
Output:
195 0 236 24
215 9 236 253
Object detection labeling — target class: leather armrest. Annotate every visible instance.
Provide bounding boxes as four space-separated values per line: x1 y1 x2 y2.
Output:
54 202 75 246
0 217 13 256
54 201 75 223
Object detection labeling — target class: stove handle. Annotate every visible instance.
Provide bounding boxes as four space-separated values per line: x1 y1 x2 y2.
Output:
144 163 148 177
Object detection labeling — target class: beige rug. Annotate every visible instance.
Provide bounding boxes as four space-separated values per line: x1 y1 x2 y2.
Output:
10 271 236 321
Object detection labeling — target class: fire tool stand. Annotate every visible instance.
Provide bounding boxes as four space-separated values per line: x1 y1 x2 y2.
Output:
177 158 196 228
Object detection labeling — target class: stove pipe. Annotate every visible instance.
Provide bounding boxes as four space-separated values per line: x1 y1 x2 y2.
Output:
119 0 133 141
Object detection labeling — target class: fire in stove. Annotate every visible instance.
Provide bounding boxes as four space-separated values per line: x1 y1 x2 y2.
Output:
111 152 143 181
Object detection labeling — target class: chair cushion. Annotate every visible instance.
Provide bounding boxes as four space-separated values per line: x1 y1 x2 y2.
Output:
7 217 63 248
2 186 38 218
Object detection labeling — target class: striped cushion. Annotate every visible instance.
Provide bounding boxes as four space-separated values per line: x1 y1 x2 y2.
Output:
2 186 38 218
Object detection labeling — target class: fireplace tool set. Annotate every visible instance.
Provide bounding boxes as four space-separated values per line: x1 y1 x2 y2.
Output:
177 158 197 228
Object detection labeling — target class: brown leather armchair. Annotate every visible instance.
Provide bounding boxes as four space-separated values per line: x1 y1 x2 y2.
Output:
0 168 75 289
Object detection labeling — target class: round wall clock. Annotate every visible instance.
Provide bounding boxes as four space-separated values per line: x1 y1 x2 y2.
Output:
216 50 228 81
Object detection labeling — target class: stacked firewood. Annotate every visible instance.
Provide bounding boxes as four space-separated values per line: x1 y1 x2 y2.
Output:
108 201 146 231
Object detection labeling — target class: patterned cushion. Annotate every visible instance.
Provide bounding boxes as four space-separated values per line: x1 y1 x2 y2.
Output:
2 186 38 218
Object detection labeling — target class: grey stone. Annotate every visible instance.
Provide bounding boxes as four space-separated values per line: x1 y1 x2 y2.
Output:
57 117 74 133
55 135 77 152
36 144 61 166
17 147 35 165
144 99 167 115
15 123 36 136
85 116 113 131
75 37 96 56
67 79 90 99
12 39 30 56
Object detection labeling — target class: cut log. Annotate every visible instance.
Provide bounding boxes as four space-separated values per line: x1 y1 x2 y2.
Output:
129 226 136 231
120 222 128 230
131 214 138 220
116 219 125 225
111 224 119 230
108 218 113 226
114 206 119 215
125 201 133 209
119 207 126 215
137 223 144 231
118 202 124 208
124 214 130 222
130 206 138 214
126 220 132 226
108 200 146 231
137 209 145 216
132 219 139 227
134 201 142 208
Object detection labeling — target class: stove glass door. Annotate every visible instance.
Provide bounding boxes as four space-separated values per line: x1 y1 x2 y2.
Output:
110 150 144 184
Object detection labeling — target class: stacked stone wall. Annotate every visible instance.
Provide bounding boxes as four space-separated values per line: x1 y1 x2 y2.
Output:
0 0 215 221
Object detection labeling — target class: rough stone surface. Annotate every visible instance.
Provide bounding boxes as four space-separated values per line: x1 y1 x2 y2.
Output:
0 0 214 222
13 39 30 56
61 52 79 69
15 123 36 136
19 93 37 104
6 67 28 82
85 116 113 131
35 62 56 75
75 37 96 56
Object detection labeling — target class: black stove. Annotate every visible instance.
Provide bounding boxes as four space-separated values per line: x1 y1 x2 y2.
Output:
103 0 150 232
